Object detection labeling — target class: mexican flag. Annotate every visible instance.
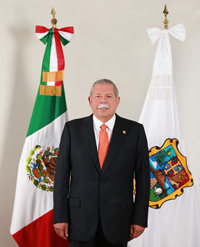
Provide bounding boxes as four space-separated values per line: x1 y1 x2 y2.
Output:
10 25 74 246
128 23 200 247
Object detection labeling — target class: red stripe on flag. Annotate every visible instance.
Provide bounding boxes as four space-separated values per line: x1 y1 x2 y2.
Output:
55 81 63 86
12 209 69 247
53 28 65 86
54 29 65 71
59 27 74 34
36 25 49 33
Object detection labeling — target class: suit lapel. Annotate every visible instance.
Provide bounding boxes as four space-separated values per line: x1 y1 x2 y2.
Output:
102 115 127 175
80 115 101 174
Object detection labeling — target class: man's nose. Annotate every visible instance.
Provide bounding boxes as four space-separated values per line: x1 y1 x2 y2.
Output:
100 96 106 103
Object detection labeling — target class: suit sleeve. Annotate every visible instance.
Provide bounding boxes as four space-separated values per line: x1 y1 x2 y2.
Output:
132 124 150 227
53 122 71 224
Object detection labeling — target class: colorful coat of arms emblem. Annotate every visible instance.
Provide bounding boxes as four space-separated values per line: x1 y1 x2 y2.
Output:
26 145 58 192
134 138 193 208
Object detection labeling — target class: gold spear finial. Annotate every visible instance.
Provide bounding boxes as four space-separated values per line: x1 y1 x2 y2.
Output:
163 4 169 29
51 7 57 28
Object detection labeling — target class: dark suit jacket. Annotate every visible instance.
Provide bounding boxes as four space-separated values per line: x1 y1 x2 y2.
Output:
53 114 150 244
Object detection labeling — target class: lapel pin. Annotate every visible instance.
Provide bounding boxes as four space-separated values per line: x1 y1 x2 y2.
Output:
123 130 126 134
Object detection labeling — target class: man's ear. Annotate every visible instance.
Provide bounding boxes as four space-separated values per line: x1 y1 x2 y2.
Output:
116 97 120 107
88 96 91 106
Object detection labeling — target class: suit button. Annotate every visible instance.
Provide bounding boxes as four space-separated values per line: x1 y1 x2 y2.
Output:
99 180 104 184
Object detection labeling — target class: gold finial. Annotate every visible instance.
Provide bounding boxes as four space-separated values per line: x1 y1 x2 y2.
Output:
51 7 57 28
163 4 169 29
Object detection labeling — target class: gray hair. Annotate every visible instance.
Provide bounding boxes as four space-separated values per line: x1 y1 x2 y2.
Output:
90 79 119 98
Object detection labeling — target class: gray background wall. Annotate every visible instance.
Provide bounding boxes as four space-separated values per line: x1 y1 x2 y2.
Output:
1 0 200 246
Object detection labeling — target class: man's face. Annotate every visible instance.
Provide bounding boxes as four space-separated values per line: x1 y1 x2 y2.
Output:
88 83 120 123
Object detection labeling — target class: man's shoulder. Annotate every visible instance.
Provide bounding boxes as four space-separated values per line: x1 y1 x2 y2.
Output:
116 114 142 127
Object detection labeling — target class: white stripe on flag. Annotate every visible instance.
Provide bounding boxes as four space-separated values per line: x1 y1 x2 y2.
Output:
47 82 56 86
49 34 58 86
58 31 73 42
35 32 49 40
10 113 67 235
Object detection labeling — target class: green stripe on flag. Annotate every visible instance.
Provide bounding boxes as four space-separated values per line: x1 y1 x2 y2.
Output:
27 84 67 137
40 34 48 45
59 35 70 46
42 28 52 72
27 28 67 137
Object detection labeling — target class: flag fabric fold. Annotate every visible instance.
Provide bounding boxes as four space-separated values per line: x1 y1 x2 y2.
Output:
128 24 200 247
10 25 74 247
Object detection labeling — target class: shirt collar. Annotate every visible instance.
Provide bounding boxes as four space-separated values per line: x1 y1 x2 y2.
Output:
93 114 116 131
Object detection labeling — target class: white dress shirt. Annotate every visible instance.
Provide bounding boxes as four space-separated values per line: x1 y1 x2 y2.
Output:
93 114 116 151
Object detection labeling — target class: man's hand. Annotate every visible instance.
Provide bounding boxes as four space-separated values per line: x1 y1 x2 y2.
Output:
130 224 145 240
53 222 68 240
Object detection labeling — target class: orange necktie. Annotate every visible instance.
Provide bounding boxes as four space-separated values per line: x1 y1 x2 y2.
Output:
98 124 109 170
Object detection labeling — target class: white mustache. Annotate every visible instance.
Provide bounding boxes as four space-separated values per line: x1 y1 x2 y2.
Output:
98 104 110 109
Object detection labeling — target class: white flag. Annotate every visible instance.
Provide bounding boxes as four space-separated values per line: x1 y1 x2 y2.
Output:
128 24 200 247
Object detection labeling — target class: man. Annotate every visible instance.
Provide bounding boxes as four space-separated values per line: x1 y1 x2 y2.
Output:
53 79 150 247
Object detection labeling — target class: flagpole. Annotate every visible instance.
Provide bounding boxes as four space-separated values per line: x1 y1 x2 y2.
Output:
163 4 169 29
51 7 57 28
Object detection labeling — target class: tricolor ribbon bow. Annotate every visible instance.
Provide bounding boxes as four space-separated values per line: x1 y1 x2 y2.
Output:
36 26 74 96
147 23 186 45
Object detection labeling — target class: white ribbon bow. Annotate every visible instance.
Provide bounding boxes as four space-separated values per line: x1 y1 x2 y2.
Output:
147 23 186 45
